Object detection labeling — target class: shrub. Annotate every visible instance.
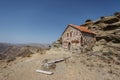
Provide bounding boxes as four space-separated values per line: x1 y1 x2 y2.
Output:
85 19 92 22
100 16 105 19
114 12 120 16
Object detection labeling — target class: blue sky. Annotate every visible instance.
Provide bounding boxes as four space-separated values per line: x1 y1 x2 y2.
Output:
0 0 120 44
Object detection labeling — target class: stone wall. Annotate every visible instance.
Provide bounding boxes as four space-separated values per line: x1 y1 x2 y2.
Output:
82 32 96 50
61 26 95 53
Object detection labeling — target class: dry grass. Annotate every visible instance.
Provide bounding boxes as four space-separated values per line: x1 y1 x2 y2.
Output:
0 48 120 80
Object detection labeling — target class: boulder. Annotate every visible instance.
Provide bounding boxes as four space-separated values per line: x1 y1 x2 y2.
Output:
95 39 107 45
92 45 104 52
41 59 56 71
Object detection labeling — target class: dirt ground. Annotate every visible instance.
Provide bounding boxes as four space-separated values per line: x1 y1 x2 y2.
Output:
0 48 120 80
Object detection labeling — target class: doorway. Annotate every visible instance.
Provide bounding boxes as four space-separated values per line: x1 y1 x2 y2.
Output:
81 37 83 46
68 42 71 50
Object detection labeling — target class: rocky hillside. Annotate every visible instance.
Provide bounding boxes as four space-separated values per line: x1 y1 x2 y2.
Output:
0 43 49 61
82 12 120 65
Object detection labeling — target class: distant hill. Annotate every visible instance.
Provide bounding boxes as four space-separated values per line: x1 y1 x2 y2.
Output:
18 43 50 49
0 43 49 61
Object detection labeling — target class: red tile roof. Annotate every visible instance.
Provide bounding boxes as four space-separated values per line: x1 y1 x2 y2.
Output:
69 24 95 34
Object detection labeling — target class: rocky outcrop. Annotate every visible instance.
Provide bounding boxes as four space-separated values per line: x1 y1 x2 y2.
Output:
85 12 120 65
85 12 120 43
100 16 119 24
51 38 62 48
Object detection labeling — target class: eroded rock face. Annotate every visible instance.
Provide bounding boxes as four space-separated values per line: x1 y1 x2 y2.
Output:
100 16 119 24
90 13 120 43
89 12 120 64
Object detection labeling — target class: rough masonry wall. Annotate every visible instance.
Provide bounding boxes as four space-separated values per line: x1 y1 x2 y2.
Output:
82 32 95 50
62 26 84 52
62 26 95 53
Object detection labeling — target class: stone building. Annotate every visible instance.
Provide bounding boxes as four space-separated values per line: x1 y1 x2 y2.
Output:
61 24 96 53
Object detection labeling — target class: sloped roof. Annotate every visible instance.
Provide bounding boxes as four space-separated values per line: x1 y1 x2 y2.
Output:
69 24 95 34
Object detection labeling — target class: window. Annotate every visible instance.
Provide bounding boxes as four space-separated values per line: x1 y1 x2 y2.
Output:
70 32 72 37
67 33 69 37
81 37 83 46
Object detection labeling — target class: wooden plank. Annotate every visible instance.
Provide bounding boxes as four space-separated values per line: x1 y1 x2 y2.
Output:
47 57 70 64
36 70 53 75
47 58 64 64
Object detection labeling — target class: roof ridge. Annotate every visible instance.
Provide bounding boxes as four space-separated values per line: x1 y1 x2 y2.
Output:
69 24 95 34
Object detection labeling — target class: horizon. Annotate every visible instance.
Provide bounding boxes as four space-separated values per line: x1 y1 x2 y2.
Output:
0 0 120 44
0 42 52 45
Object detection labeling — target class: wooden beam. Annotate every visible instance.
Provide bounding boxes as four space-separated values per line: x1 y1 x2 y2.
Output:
47 57 70 64
36 70 53 75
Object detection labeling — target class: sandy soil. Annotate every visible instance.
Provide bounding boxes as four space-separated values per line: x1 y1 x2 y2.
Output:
0 48 120 80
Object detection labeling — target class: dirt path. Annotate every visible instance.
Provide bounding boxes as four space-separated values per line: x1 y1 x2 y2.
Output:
0 48 120 80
